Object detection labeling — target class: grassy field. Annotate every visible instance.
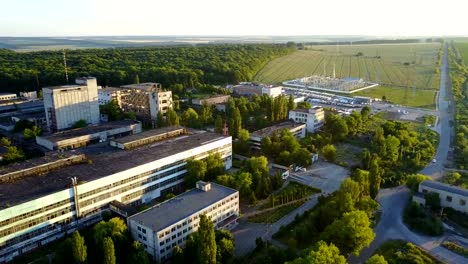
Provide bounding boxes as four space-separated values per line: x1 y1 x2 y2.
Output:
354 85 437 109
455 41 468 63
254 43 440 89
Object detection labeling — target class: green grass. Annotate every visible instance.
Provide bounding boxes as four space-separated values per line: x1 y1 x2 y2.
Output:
455 42 468 64
374 240 443 264
248 202 302 223
441 241 468 258
254 43 440 90
354 85 436 109
335 143 362 167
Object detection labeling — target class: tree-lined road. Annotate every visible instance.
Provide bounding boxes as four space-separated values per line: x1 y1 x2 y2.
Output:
350 43 466 264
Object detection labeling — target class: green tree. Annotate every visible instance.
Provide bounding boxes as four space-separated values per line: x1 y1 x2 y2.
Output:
215 230 235 264
353 169 370 198
23 125 41 140
102 237 116 264
130 241 150 264
93 217 127 248
172 245 185 264
230 107 242 138
321 210 376 256
406 174 430 193
288 94 296 110
134 74 140 84
0 137 11 147
199 101 213 125
197 215 217 264
4 146 25 162
183 108 200 128
260 136 272 155
369 154 382 199
325 114 349 142
166 109 180 126
287 240 346 264
366 254 388 264
337 178 361 214
185 159 207 187
361 148 371 170
385 135 400 163
321 144 337 162
425 192 440 211
205 153 225 179
445 172 461 184
100 100 123 121
70 231 87 264
293 148 312 167
361 106 371 122
73 119 88 128
215 115 223 134
157 111 165 127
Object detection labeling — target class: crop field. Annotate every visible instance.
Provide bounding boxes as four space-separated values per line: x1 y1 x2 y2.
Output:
354 86 437 109
455 41 468 63
254 43 440 90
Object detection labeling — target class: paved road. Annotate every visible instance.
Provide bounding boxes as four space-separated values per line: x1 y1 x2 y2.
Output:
350 43 466 264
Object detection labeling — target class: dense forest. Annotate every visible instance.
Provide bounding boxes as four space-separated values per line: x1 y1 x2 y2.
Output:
0 44 294 93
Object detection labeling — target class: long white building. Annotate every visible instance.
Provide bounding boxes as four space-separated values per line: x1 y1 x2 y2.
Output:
128 181 239 262
43 77 100 131
413 180 468 214
0 128 232 263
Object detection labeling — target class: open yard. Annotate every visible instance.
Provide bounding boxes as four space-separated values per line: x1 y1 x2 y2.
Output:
354 85 437 109
335 143 363 167
254 43 440 90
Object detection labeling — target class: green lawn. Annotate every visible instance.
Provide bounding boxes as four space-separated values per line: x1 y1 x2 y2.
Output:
335 143 362 167
254 43 440 90
354 85 436 109
373 240 443 264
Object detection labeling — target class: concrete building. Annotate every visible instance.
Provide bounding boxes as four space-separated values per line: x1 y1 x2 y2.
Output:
192 95 231 106
36 120 142 150
0 93 17 101
43 77 100 131
119 83 173 125
0 128 232 263
288 106 325 133
128 181 239 262
19 92 37 100
250 121 306 150
231 83 283 98
98 87 126 106
413 180 468 214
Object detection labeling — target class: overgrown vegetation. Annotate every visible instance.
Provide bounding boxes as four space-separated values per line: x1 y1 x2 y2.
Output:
403 201 443 236
373 240 443 264
441 241 468 258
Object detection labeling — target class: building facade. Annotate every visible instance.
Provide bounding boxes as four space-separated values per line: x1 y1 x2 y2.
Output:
0 93 17 101
192 95 231 106
98 87 126 106
0 129 232 263
128 181 239 263
120 83 173 124
288 106 325 133
413 180 468 214
232 83 283 98
43 77 100 131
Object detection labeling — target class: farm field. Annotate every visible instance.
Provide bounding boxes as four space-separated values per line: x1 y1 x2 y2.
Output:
254 43 440 90
454 41 468 63
354 85 437 109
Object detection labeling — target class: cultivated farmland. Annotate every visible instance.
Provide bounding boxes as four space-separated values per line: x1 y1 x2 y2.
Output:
455 41 468 63
254 43 441 90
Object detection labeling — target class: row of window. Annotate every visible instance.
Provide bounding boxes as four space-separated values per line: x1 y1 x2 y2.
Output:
422 189 467 206
79 166 186 208
121 174 184 203
0 199 71 228
0 206 72 238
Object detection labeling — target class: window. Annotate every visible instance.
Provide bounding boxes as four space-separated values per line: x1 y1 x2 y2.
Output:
460 199 466 206
142 229 146 234
160 241 165 246
138 234 142 239
177 232 182 237
138 226 141 231
446 196 453 202
159 233 164 239
171 227 176 232
422 189 428 193
178 239 182 244
172 235 176 239
160 249 165 254
183 229 187 234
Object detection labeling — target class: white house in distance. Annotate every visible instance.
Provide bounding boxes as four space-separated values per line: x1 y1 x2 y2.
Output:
413 180 468 214
127 181 239 263
288 106 325 133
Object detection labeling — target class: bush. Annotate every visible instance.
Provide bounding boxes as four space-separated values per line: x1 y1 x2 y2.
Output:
403 201 443 236
441 241 468 257
321 144 336 162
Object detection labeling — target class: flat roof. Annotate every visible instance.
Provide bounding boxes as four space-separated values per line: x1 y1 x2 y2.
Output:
291 106 323 114
0 132 227 209
38 120 139 143
129 182 237 232
421 180 468 197
0 93 16 96
99 87 124 92
251 120 305 138
111 126 185 145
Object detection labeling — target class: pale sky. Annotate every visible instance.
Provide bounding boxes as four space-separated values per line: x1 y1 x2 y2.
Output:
1 0 467 36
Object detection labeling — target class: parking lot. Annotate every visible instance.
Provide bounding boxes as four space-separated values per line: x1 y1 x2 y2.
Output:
289 161 350 193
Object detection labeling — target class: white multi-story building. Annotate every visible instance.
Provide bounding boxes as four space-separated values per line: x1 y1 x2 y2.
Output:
120 83 173 124
0 128 232 263
288 106 325 133
413 180 468 214
0 93 17 101
98 87 126 106
42 77 100 131
128 181 239 263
